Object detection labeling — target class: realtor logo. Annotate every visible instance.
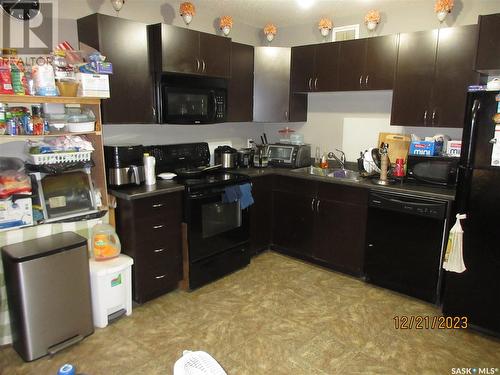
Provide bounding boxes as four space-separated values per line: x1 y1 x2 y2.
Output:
1 0 59 54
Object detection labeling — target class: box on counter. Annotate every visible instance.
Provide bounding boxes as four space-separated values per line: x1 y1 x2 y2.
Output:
76 73 110 98
90 61 113 74
409 141 442 156
446 140 462 157
0 197 33 232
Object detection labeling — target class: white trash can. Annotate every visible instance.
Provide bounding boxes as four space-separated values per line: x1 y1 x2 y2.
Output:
88 254 133 328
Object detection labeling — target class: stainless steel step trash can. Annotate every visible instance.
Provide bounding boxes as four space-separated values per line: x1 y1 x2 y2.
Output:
1 232 94 361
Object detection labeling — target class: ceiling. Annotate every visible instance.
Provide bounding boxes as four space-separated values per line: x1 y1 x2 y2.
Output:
186 0 425 27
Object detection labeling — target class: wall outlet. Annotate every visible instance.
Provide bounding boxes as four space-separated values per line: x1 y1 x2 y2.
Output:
246 138 254 148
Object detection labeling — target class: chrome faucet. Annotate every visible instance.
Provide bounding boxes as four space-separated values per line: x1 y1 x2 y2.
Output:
327 149 346 169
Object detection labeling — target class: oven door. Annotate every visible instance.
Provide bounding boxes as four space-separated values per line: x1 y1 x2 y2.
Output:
186 189 249 262
162 86 216 124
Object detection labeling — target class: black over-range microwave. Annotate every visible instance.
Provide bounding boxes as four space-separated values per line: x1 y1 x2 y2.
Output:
156 74 227 124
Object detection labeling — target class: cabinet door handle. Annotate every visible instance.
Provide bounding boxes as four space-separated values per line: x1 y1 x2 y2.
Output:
311 198 316 212
202 59 206 73
368 243 374 247
316 199 320 212
196 58 200 72
154 248 165 253
155 274 166 279
284 111 288 121
152 203 164 208
432 108 437 125
423 110 428 125
489 138 497 144
153 224 165 229
152 107 156 117
365 75 369 88
359 75 363 89
314 78 318 90
308 78 312 91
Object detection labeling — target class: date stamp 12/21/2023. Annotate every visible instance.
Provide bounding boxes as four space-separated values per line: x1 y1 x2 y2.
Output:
393 315 468 330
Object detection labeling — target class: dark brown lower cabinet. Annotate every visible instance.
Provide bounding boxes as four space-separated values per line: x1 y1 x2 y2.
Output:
249 175 273 254
268 176 368 276
272 190 315 258
313 183 368 276
115 191 183 304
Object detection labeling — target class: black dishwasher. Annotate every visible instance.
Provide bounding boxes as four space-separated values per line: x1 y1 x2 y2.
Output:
364 191 448 304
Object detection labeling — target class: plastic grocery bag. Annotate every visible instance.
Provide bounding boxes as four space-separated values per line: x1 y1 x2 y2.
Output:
443 214 467 273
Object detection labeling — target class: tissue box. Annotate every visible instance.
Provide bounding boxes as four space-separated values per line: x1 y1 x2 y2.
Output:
446 140 462 157
76 73 110 98
409 141 442 156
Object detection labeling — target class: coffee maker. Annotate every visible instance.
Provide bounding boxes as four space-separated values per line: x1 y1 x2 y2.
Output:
104 145 145 186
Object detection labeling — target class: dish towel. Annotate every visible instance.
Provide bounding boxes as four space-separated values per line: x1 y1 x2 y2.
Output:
222 185 241 204
443 214 467 273
238 183 254 210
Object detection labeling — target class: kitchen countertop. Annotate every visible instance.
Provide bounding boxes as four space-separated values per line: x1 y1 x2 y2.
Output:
108 179 184 200
237 167 456 201
108 167 456 202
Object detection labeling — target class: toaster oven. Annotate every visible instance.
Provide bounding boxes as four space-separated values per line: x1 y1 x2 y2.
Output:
267 143 311 168
31 169 99 223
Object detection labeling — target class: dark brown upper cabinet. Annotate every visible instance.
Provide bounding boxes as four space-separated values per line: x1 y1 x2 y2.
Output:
148 24 231 78
475 13 500 75
77 14 155 124
253 47 307 123
227 42 254 122
337 34 399 91
391 25 479 128
290 43 339 92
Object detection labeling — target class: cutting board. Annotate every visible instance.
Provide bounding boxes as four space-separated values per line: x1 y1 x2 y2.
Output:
378 133 411 163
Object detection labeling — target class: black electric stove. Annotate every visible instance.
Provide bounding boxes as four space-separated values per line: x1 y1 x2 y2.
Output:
145 143 251 289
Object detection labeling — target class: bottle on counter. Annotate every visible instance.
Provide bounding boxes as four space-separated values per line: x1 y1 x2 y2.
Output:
320 153 329 169
394 158 405 178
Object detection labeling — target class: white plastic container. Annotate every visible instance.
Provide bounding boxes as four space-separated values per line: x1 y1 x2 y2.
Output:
88 254 133 328
143 153 156 185
67 121 95 133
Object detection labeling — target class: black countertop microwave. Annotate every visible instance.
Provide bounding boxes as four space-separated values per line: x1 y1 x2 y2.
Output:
406 155 459 186
157 75 227 124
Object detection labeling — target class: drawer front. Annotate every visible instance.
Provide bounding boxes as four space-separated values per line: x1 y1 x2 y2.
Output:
273 175 316 196
131 220 181 248
134 258 181 302
131 192 182 220
137 232 181 265
316 182 368 206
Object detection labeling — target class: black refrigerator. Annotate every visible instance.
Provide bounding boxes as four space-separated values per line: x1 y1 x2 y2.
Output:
442 89 500 336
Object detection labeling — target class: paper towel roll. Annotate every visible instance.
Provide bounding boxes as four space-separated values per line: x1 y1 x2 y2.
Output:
143 155 156 185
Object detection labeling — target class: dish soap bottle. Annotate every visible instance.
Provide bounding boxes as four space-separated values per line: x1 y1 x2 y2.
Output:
320 153 329 169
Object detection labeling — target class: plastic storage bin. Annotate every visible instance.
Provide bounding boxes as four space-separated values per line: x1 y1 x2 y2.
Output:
88 254 133 328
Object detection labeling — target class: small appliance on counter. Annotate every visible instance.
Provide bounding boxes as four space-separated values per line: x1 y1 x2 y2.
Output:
406 155 459 186
30 168 99 223
214 145 238 169
267 143 311 168
237 148 255 168
104 144 145 187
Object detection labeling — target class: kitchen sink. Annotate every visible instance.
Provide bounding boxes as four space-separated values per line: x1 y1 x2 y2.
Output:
292 166 361 181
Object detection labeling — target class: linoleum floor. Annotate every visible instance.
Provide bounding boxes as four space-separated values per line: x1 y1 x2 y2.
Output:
1 251 499 374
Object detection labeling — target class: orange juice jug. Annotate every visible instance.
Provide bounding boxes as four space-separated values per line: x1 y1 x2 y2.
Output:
91 223 121 261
